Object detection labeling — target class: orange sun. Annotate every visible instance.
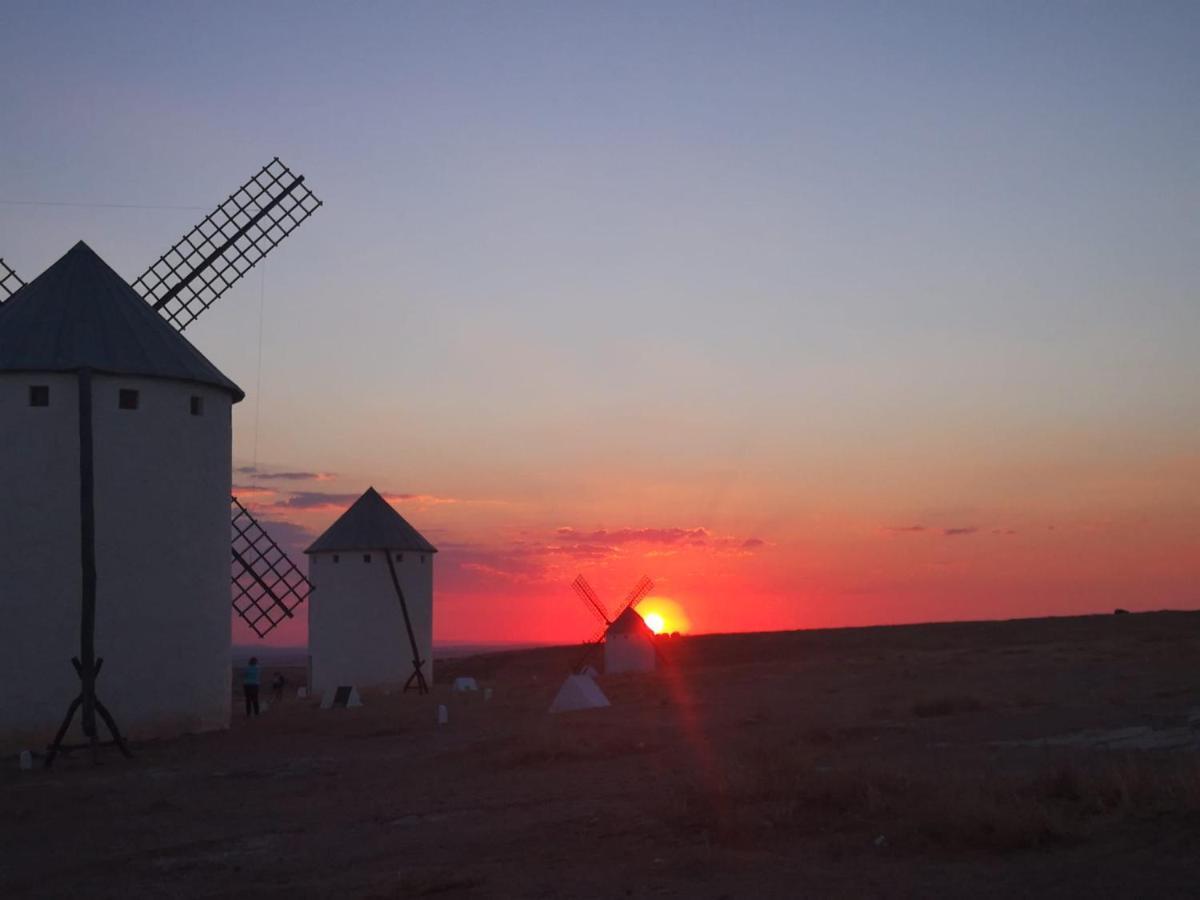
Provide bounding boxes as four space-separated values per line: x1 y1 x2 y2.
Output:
643 611 666 634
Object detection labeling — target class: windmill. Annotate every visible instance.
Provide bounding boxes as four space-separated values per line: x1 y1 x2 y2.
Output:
570 574 654 673
0 158 321 763
304 487 438 697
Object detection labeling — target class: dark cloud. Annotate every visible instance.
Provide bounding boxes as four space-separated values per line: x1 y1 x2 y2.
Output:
884 525 927 534
741 537 766 549
270 489 464 511
274 491 361 510
943 527 978 537
236 466 334 482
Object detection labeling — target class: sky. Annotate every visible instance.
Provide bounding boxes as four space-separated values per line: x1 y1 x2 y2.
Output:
2 2 1197 646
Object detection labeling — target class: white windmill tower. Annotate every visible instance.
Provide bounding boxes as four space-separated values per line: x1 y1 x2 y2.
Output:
569 575 658 675
305 488 438 696
0 160 321 762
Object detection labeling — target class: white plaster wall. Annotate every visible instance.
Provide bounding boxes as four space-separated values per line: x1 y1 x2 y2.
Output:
308 549 434 695
0 373 232 749
605 634 656 674
0 373 82 748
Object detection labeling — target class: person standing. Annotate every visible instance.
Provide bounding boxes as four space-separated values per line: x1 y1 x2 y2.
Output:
243 656 261 717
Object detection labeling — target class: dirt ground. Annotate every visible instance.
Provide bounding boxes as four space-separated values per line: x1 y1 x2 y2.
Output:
4 611 1200 899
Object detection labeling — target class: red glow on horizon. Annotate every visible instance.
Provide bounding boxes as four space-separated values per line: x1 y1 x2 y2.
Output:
229 456 1200 649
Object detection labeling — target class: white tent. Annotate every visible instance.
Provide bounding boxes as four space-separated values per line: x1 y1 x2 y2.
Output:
549 674 610 714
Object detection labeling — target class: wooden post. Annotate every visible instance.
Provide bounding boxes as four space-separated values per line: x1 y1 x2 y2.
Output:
45 369 130 766
383 549 428 694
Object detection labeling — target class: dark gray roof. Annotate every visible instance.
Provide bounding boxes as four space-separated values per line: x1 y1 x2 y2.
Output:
305 487 438 554
608 607 652 637
0 241 243 401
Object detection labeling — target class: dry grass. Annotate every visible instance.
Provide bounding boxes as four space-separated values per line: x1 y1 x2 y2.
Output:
492 730 658 770
368 872 482 897
672 750 1200 853
911 695 986 717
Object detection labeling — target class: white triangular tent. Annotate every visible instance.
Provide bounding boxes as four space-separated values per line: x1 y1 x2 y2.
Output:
549 674 610 714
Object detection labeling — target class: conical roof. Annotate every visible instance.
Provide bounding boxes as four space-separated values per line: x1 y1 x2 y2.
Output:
607 607 652 637
0 241 243 400
305 487 438 554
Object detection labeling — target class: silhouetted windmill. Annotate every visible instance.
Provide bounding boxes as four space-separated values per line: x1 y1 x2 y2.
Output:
0 159 321 762
570 574 653 672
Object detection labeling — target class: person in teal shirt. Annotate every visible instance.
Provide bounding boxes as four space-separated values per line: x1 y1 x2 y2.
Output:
243 656 261 717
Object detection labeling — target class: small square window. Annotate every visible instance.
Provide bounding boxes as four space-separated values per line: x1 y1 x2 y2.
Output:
190 396 204 416
118 389 139 410
332 554 340 564
420 554 426 564
28 385 49 407
395 553 403 562
363 553 372 563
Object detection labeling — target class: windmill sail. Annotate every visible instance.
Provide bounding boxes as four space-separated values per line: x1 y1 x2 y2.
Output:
132 158 322 332
231 496 311 638
572 574 610 624
0 258 24 303
615 576 654 618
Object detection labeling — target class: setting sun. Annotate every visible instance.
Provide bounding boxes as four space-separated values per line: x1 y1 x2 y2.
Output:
634 597 691 636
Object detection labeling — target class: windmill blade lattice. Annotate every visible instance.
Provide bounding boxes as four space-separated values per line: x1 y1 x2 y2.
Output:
571 574 610 624
612 576 654 622
132 158 322 332
231 496 311 637
0 258 24 303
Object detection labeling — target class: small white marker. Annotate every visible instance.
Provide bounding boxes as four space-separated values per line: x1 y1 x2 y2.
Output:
437 704 448 725
18 750 33 771
483 687 493 702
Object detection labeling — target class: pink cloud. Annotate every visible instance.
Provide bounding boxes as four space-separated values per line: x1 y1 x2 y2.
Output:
232 484 277 499
555 526 712 545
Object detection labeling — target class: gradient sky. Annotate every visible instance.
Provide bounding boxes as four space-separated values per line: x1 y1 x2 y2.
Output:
2 2 1197 645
